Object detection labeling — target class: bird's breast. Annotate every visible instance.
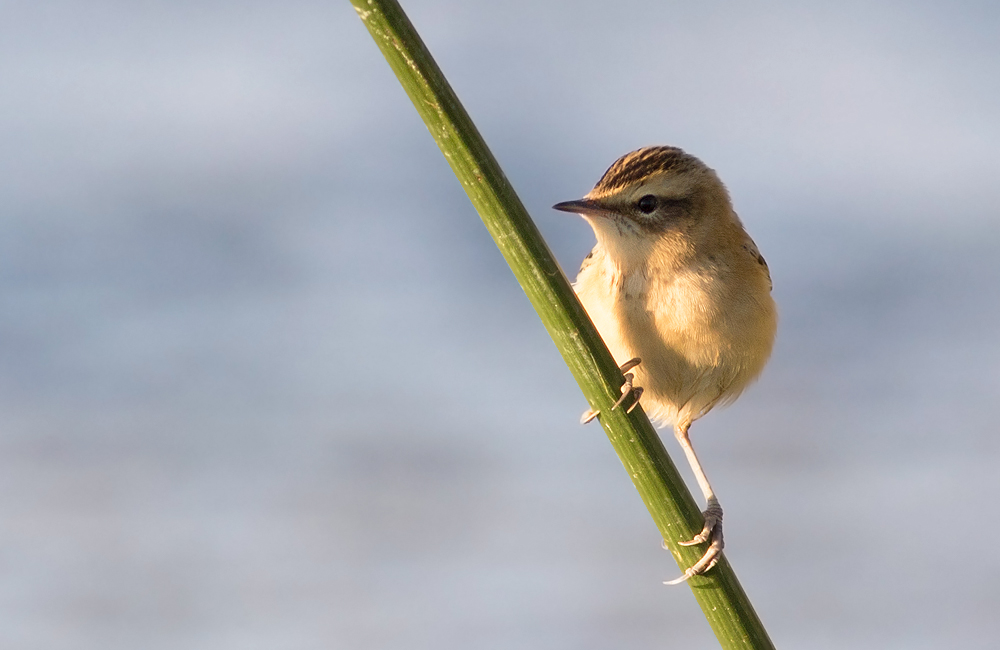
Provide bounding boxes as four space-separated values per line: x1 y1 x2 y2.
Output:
575 250 775 426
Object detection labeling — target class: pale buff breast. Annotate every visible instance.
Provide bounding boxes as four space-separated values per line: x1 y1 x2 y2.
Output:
575 244 776 429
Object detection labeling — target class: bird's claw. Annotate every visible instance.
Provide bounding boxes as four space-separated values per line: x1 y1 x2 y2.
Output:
617 359 643 411
678 499 721 547
664 499 724 585
581 358 643 423
611 369 643 413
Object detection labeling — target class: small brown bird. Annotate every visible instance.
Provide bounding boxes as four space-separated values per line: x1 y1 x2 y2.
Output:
553 146 777 583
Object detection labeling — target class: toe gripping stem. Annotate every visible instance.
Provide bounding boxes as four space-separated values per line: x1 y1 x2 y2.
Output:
580 358 643 424
612 358 643 414
664 498 724 585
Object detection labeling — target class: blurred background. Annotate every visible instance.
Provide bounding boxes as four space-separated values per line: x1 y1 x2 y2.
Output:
2 0 999 648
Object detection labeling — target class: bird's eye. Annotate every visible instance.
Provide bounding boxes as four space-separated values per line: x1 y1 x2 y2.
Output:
637 195 657 214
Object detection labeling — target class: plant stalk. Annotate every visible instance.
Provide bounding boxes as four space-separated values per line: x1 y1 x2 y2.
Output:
349 1 776 647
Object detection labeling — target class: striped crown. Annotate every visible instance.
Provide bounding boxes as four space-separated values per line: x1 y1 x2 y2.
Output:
591 146 704 196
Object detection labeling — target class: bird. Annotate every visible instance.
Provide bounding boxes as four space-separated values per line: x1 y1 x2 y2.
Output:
553 146 777 584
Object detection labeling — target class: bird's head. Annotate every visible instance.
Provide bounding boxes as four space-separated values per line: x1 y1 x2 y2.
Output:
554 146 736 264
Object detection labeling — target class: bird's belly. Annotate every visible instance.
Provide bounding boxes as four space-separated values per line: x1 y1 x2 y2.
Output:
580 281 774 428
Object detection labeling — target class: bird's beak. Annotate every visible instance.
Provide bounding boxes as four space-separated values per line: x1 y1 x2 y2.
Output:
552 198 607 217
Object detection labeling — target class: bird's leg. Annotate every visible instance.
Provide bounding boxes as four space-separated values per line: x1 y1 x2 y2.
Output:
580 358 643 424
664 422 724 585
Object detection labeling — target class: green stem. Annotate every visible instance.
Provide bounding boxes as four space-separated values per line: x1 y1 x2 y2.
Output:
349 1 776 648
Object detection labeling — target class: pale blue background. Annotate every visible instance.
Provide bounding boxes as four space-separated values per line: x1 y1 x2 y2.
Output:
2 1 999 648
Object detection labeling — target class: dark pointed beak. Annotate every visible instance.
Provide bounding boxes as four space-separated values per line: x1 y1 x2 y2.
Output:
552 198 607 217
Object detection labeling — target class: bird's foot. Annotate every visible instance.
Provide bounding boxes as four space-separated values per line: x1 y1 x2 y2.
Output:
612 358 643 414
580 358 643 424
664 498 724 585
